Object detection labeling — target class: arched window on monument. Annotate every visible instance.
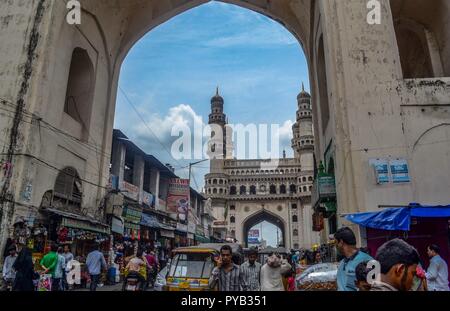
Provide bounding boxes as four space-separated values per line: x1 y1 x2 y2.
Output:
64 48 95 141
250 185 256 195
53 167 82 209
230 186 237 195
230 216 235 223
290 184 297 194
240 185 247 195
280 184 286 194
270 184 277 194
292 215 298 222
390 0 448 78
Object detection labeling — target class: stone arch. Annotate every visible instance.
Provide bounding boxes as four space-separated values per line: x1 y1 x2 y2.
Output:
63 48 95 141
53 167 82 210
242 209 286 248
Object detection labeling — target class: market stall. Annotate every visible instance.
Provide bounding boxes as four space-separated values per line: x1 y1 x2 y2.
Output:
344 203 450 284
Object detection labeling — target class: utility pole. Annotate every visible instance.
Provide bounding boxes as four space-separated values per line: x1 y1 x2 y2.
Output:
187 159 208 246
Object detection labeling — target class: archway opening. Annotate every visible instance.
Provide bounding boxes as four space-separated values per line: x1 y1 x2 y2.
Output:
243 210 285 248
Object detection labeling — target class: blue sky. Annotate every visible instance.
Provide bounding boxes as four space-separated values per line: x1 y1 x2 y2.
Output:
114 1 309 198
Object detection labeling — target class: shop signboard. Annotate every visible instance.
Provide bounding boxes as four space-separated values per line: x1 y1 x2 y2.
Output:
213 221 228 227
123 205 142 223
369 158 390 184
248 229 260 244
176 223 188 232
62 217 109 234
318 175 336 198
160 229 175 238
141 191 154 208
167 179 190 216
120 181 140 201
111 217 124 234
390 159 410 183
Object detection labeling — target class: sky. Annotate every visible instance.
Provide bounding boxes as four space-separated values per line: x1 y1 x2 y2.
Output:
114 1 310 201
249 221 283 248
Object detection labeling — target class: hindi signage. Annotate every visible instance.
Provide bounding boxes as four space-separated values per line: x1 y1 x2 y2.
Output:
120 181 140 201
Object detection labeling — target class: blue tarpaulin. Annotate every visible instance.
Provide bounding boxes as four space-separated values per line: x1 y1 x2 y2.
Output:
344 203 450 231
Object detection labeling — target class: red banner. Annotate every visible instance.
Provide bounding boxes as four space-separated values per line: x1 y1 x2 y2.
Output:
167 178 190 216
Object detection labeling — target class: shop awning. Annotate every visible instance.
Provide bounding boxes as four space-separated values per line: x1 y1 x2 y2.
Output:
194 235 210 243
344 203 450 231
140 213 175 231
42 208 110 234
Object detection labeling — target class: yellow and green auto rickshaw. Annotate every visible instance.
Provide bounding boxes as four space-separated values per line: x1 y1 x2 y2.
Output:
164 243 243 291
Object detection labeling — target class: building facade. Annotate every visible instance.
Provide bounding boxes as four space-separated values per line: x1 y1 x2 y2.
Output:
1 0 450 258
204 88 320 249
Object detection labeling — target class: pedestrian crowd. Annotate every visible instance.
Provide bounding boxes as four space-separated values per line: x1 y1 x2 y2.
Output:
207 226 449 292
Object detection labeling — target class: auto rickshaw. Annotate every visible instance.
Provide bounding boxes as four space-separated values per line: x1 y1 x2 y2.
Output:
164 243 243 291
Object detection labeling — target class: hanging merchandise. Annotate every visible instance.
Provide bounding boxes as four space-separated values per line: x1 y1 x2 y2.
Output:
57 227 69 243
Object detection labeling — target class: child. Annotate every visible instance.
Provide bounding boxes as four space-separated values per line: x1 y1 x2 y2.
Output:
355 261 373 291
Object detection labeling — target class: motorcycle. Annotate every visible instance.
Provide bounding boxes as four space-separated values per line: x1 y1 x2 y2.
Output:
123 271 144 291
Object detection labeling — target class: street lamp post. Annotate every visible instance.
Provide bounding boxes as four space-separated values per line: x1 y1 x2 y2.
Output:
187 159 208 246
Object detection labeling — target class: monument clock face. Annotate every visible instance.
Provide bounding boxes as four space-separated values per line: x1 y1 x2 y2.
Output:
260 185 266 192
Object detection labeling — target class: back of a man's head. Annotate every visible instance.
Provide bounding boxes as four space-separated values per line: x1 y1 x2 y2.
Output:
333 227 356 246
375 238 420 274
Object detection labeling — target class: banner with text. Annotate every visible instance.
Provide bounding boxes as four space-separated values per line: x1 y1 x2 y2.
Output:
167 179 190 218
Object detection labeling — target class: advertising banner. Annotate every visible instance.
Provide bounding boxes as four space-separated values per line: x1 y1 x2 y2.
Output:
167 179 190 216
248 229 260 244
390 159 410 183
141 191 154 207
369 158 389 184
120 181 140 201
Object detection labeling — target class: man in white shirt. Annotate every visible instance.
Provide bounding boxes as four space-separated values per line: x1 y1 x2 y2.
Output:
426 244 449 291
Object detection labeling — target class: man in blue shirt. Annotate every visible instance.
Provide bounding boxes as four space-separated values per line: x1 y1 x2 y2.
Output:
333 227 373 291
86 244 107 291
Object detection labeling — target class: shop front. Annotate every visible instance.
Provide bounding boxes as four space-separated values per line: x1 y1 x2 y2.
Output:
344 203 450 284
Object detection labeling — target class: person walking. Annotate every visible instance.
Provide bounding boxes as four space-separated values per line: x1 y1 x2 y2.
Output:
53 247 66 291
260 253 292 291
86 243 107 291
240 247 261 291
144 248 158 288
370 238 420 291
333 227 373 291
62 245 74 290
426 244 449 291
12 246 35 291
209 245 244 291
40 243 59 290
2 246 17 290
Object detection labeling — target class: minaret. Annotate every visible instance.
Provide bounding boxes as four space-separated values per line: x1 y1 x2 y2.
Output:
208 87 227 159
292 83 314 170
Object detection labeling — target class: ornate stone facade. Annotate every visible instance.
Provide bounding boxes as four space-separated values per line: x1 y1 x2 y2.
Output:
204 88 320 249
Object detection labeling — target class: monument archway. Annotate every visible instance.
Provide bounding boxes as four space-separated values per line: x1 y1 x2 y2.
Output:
242 210 286 248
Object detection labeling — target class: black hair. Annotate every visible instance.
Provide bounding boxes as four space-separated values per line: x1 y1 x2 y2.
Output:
428 244 440 254
375 238 420 274
220 245 232 255
355 261 372 282
334 227 356 246
248 247 258 256
50 243 58 252
136 249 144 257
57 246 63 254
